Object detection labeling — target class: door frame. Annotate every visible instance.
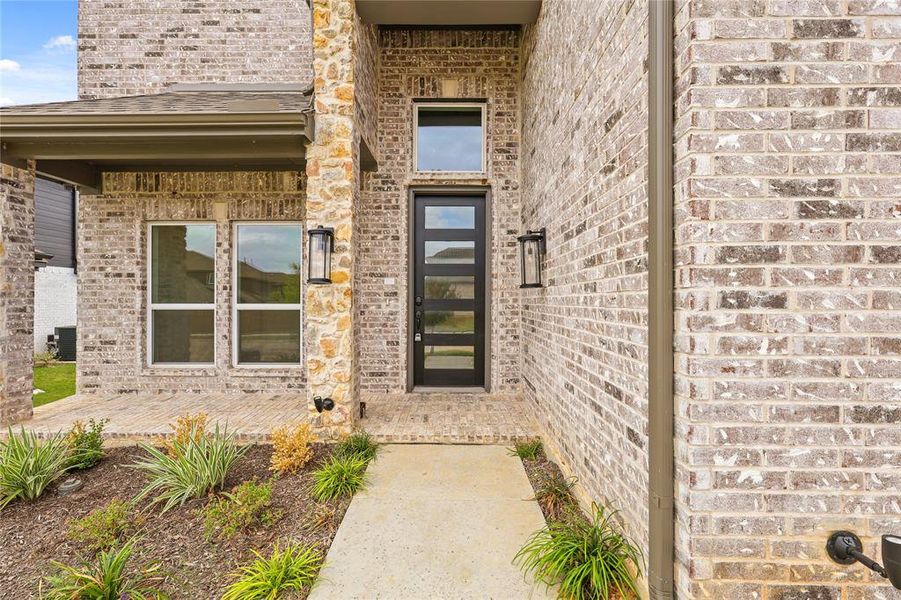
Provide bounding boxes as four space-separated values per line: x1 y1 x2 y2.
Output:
406 186 492 392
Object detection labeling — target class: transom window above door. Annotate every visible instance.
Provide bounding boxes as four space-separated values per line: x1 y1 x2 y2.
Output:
414 103 485 173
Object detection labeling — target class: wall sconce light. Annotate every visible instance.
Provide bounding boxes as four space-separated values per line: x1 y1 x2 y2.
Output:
307 226 335 284
826 530 901 589
517 228 546 288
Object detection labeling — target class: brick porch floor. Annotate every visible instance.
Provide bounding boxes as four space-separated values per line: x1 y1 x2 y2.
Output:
13 392 538 444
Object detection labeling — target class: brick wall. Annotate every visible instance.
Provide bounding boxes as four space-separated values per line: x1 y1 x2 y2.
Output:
77 172 306 395
77 0 313 98
673 1 901 597
0 164 35 425
521 0 651 561
357 28 522 396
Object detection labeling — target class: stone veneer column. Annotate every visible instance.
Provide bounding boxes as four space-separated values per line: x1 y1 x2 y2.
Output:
305 0 359 433
0 162 36 425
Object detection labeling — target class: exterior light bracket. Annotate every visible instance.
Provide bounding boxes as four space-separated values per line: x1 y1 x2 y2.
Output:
313 396 335 413
826 530 901 588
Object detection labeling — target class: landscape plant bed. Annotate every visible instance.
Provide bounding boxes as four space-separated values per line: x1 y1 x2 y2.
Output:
0 443 351 598
518 445 575 522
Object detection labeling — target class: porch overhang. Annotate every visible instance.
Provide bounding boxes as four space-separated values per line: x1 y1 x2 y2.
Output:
0 84 314 194
356 0 541 25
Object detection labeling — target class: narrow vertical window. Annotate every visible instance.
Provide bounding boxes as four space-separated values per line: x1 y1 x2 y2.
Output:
415 104 485 172
149 223 216 365
234 223 303 365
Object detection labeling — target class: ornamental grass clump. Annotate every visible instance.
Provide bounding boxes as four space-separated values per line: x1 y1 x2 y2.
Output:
515 504 644 600
270 423 314 474
222 542 322 600
41 538 166 600
335 430 379 463
509 439 543 460
311 453 368 502
531 472 578 522
133 423 247 513
0 428 70 509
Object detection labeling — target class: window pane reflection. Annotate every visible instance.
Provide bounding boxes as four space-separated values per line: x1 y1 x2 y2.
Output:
237 310 301 364
425 276 474 299
236 225 302 304
151 225 215 304
424 345 474 370
152 310 214 363
425 241 475 264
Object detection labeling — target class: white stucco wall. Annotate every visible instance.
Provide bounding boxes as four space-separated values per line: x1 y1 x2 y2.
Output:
34 266 77 353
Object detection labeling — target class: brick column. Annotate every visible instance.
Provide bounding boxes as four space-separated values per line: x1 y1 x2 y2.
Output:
305 0 359 434
0 163 36 425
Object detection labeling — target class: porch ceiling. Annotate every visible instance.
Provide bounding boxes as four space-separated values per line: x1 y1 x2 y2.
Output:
356 0 541 25
0 84 314 194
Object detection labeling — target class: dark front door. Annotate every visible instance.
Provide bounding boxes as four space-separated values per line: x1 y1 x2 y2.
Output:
412 194 486 387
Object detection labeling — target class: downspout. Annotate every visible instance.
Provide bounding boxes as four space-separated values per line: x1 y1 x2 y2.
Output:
647 1 674 599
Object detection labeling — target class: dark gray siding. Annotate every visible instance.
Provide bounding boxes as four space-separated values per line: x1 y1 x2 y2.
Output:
35 178 75 269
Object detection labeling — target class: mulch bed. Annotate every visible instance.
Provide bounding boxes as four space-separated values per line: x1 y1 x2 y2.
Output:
520 448 572 523
0 443 350 599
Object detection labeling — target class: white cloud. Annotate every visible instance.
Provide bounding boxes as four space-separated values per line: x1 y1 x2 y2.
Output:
43 35 76 50
0 59 21 72
0 97 14 106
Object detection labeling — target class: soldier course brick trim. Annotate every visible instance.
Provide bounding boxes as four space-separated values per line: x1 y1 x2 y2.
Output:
673 0 901 597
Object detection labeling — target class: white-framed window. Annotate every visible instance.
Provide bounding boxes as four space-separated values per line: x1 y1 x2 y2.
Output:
232 223 303 366
147 222 216 366
414 102 486 173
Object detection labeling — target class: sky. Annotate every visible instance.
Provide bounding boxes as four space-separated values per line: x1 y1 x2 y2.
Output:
0 0 77 106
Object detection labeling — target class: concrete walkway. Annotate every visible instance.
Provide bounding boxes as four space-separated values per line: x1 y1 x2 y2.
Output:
311 445 554 600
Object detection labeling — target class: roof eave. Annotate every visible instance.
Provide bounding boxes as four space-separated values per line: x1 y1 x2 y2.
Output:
0 111 313 194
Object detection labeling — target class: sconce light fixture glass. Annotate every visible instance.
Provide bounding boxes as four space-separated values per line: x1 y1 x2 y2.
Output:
307 226 335 284
517 228 546 288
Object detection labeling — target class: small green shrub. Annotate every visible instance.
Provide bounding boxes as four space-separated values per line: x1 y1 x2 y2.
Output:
515 504 643 600
222 542 321 600
0 428 70 509
202 479 281 541
532 472 577 521
133 423 248 513
270 423 314 474
67 498 139 553
65 418 108 470
509 439 543 460
41 538 166 599
311 453 368 502
335 430 379 463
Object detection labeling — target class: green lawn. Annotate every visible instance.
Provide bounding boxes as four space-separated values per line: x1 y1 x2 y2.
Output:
33 363 76 407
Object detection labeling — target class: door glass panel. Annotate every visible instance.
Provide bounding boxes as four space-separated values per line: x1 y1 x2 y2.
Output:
424 345 475 369
425 275 474 299
424 311 475 334
425 241 475 264
424 206 474 229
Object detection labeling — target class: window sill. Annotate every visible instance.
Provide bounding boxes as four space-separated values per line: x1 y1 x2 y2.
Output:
142 366 217 377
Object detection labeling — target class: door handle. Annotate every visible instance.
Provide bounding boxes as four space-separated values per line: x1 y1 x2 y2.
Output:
414 310 422 342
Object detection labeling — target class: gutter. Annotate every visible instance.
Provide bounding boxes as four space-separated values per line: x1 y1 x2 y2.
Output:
647 1 675 598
